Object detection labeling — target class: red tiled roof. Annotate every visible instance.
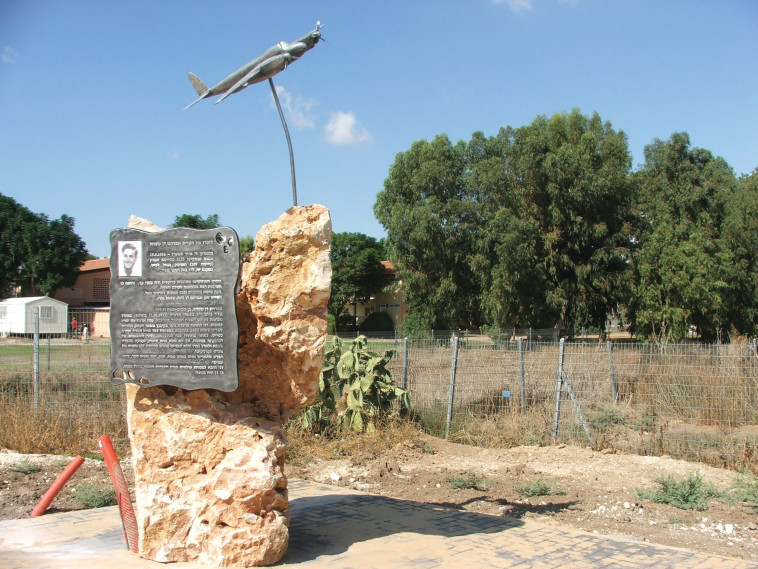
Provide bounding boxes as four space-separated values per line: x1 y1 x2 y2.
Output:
80 258 110 272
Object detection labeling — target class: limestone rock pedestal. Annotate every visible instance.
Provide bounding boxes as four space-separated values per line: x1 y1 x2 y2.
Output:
125 205 332 567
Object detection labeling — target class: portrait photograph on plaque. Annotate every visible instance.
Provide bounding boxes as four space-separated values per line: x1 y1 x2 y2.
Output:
117 240 143 277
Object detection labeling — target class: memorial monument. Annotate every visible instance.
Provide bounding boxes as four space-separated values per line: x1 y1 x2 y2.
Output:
109 22 330 567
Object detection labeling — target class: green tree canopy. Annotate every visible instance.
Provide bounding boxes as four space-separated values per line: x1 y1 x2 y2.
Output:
483 110 635 334
375 110 633 335
717 169 758 338
170 213 220 229
238 235 255 260
375 112 754 341
374 135 485 331
629 133 737 342
328 232 387 330
0 194 88 297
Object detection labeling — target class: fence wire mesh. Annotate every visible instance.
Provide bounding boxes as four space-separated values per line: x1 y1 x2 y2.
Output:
364 336 758 468
2 331 757 467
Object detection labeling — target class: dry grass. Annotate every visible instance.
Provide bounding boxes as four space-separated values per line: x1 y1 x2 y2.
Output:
0 398 129 456
0 365 129 456
445 408 550 448
284 416 422 468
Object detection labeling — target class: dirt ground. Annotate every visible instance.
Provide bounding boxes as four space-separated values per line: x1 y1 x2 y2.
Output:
2 436 757 562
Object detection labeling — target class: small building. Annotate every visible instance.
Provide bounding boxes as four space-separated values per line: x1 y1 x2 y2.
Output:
53 258 111 307
52 257 111 338
352 261 407 330
0 296 69 336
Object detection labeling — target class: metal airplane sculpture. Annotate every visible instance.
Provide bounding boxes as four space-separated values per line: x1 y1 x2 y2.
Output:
183 21 322 110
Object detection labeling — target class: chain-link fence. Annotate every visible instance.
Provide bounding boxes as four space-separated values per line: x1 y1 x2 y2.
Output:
2 330 757 468
358 335 758 469
0 329 126 454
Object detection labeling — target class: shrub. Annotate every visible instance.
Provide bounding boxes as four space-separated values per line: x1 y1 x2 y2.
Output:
359 311 394 333
634 472 721 510
74 484 117 508
9 461 41 474
284 416 422 467
337 313 356 332
732 474 758 513
446 470 493 491
514 475 567 497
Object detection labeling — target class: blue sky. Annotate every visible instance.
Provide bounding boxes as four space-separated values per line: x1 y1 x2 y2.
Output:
1 0 756 258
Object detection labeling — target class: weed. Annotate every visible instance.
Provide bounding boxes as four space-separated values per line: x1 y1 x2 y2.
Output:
731 474 758 513
81 453 105 461
587 406 627 431
446 470 493 491
634 472 721 510
74 484 117 508
640 407 658 431
667 516 687 525
420 441 436 454
514 475 567 497
9 461 41 474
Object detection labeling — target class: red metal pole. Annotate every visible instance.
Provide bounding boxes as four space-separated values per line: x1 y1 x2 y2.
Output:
98 435 139 553
30 455 85 517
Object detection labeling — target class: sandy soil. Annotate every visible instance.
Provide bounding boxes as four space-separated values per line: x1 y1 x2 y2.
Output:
2 438 757 561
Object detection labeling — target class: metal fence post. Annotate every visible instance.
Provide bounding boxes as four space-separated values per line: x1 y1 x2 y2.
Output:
552 338 564 439
445 336 460 440
518 338 526 416
401 337 410 412
33 308 40 418
607 340 618 404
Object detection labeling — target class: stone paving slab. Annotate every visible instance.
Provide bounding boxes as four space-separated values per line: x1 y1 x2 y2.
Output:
1 478 755 569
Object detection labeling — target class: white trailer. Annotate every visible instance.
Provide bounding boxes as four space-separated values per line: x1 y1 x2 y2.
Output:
0 296 69 336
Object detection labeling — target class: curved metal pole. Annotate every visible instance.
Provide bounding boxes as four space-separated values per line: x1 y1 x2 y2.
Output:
268 78 297 207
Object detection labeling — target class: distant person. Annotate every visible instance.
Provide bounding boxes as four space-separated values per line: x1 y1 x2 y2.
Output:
71 317 77 337
119 242 142 277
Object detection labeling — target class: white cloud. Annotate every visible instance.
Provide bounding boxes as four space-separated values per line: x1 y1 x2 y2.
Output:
492 0 534 11
2 47 19 64
271 85 316 128
166 150 180 160
324 111 372 145
493 0 580 11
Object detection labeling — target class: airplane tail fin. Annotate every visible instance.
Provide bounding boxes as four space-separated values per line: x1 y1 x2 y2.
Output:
188 72 209 96
183 73 211 110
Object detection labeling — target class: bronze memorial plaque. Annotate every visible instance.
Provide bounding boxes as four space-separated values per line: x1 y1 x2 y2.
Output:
109 227 239 391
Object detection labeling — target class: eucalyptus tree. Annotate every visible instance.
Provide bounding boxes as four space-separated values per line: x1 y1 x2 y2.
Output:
719 169 758 338
374 135 485 331
376 111 634 335
483 110 635 334
629 133 737 342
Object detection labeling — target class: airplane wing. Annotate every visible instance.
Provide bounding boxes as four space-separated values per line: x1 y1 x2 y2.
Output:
214 53 291 105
